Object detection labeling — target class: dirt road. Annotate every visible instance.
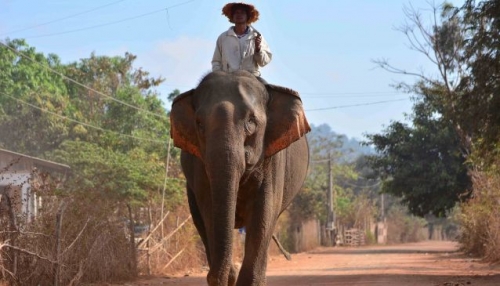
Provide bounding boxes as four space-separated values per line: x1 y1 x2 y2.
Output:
127 241 500 285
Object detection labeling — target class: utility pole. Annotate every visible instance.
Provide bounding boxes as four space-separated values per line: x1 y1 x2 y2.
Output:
380 193 385 221
377 192 387 244
326 153 335 246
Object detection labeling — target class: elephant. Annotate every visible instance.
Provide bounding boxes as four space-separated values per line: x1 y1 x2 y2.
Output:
170 70 310 286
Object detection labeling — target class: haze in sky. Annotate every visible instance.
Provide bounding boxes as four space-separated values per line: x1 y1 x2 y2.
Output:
0 0 462 140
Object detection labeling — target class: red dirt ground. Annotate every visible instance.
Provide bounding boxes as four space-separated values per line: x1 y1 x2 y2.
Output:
118 241 500 285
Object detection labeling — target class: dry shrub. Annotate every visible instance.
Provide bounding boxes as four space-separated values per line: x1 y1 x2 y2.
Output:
0 188 136 286
386 205 427 244
135 202 291 277
0 186 209 285
135 204 207 276
459 170 500 262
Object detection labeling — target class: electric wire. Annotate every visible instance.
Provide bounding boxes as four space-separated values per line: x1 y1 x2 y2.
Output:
0 1 194 190
1 2 414 119
22 0 197 39
302 91 402 95
304 93 407 99
1 40 412 118
1 91 166 144
0 0 126 37
0 2 395 199
341 180 381 189
305 98 409 111
0 41 168 120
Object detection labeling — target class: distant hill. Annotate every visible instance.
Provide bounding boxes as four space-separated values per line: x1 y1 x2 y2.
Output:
307 123 374 162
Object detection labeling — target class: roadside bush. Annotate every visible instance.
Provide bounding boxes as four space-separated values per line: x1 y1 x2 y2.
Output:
459 170 500 262
134 203 206 277
0 186 135 286
0 169 204 286
386 205 427 244
365 230 376 245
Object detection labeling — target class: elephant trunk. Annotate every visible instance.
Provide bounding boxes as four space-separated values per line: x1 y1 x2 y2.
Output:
204 107 246 285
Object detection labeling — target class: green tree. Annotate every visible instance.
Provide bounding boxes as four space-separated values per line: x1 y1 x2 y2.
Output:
365 97 472 217
167 89 181 102
0 39 187 283
457 0 500 161
55 52 179 205
368 2 477 217
374 1 500 162
49 141 184 204
0 39 69 155
0 39 182 207
293 124 357 224
373 2 470 150
62 52 169 152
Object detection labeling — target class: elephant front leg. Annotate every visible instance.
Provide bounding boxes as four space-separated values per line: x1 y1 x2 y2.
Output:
237 191 278 286
187 186 211 265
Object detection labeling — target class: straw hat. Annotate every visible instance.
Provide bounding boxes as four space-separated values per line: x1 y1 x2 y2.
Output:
222 2 260 24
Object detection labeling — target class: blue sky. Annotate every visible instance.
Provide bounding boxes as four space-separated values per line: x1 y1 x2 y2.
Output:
0 0 462 140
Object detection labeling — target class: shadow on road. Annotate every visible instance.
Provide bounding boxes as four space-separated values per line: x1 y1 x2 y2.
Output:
122 242 500 286
131 273 500 285
265 273 500 286
311 247 460 255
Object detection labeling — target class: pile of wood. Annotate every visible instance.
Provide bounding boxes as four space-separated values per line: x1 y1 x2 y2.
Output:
344 228 366 247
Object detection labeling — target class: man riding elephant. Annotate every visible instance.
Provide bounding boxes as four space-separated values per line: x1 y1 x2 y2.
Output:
212 2 272 83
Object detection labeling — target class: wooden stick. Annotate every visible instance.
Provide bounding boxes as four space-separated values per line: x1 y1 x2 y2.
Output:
148 215 191 254
272 234 292 261
137 211 170 248
161 247 186 271
2 244 57 264
61 218 90 256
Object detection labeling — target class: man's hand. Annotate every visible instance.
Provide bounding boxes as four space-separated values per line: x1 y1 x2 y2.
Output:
254 34 262 52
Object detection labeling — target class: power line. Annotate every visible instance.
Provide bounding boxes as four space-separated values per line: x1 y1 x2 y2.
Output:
1 91 166 144
0 41 168 120
1 38 410 116
303 93 408 99
341 180 381 189
305 98 409 111
302 91 401 95
0 39 411 116
0 0 126 37
161 84 408 97
0 41 411 117
23 0 197 39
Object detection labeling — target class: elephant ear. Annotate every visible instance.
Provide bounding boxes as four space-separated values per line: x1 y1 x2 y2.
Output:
170 89 201 158
265 84 311 157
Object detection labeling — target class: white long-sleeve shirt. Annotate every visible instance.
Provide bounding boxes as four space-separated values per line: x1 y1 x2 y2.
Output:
211 26 272 77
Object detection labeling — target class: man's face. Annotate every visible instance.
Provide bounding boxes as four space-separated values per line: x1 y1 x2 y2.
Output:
232 8 248 24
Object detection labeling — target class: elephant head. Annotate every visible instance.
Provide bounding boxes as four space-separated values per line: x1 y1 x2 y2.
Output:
170 70 310 162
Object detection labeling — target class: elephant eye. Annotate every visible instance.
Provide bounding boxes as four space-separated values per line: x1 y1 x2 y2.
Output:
245 116 256 134
196 120 204 133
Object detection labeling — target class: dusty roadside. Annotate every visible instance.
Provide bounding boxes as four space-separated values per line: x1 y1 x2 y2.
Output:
117 241 500 285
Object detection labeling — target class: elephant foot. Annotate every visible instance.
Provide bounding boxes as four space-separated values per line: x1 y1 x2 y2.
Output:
236 266 267 286
206 265 239 286
236 276 267 286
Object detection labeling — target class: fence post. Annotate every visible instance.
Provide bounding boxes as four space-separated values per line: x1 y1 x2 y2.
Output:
54 201 66 286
